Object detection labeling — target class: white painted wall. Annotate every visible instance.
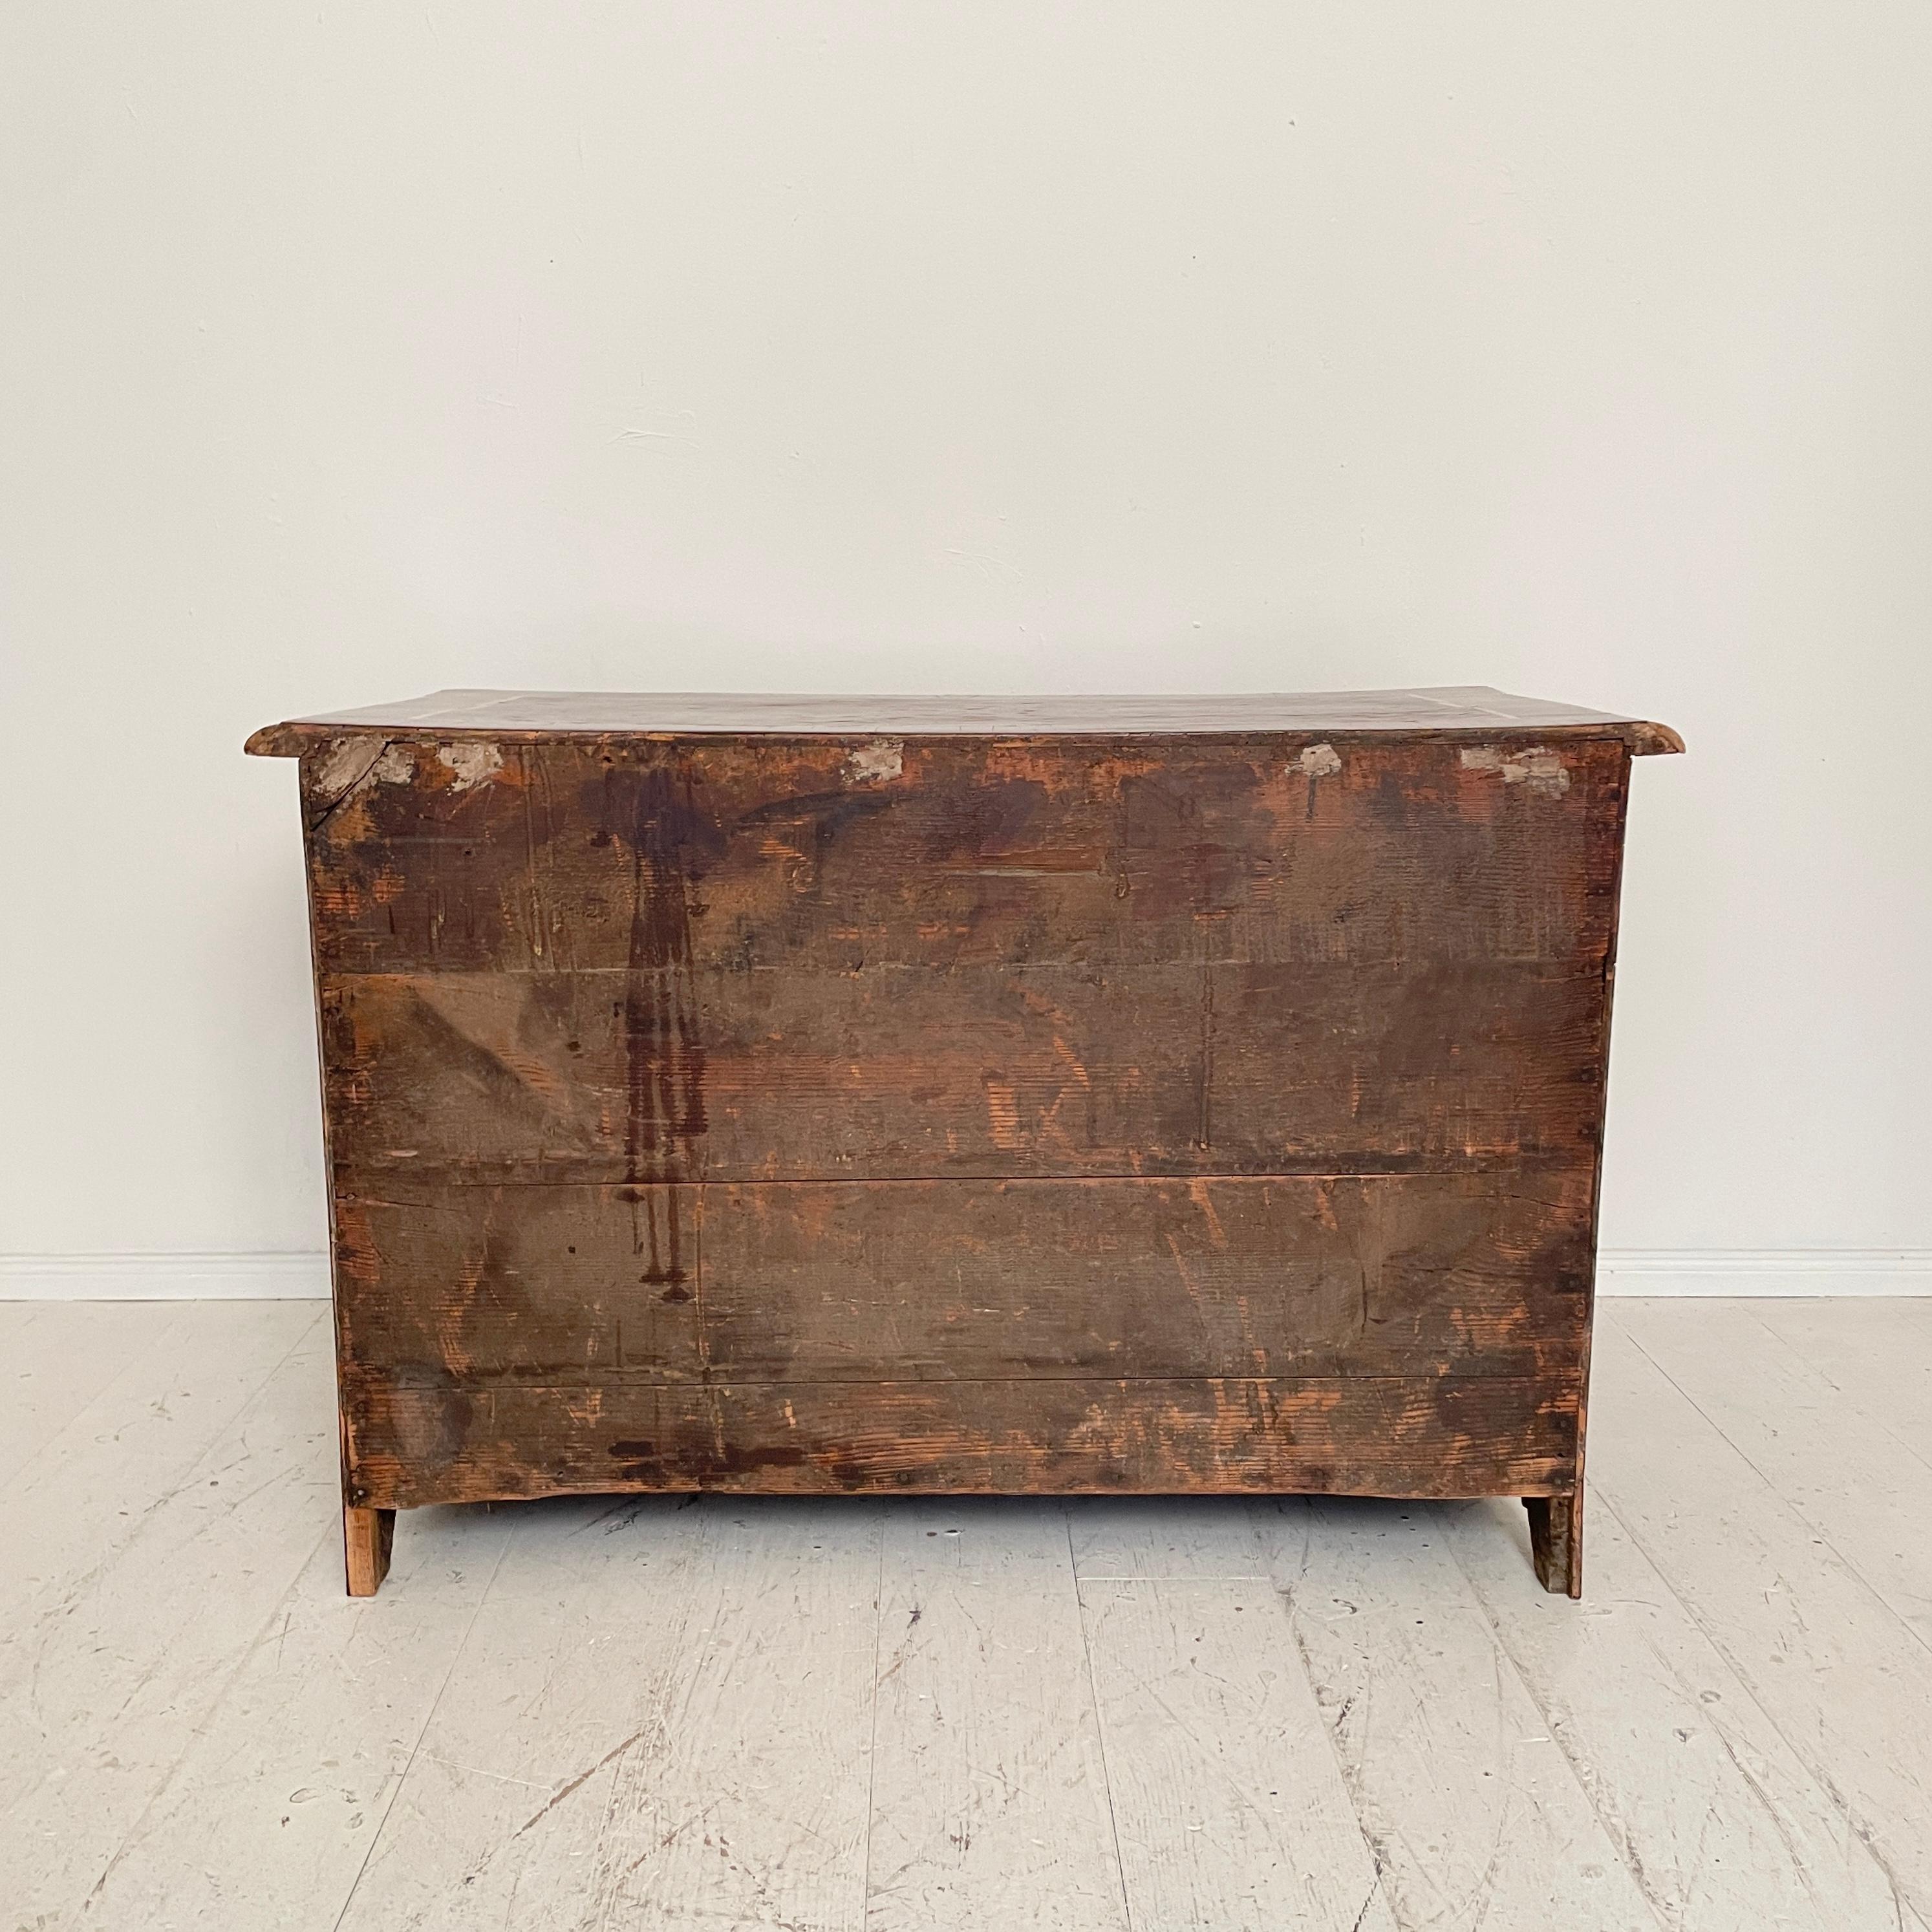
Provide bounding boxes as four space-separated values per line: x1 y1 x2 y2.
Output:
3 3 1928 1288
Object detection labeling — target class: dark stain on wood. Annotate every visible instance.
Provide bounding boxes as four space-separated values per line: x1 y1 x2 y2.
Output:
343 1373 1581 1510
605 1436 811 1484
1526 1491 1585 1597
332 1172 1593 1390
248 687 1679 1595
617 762 707 1190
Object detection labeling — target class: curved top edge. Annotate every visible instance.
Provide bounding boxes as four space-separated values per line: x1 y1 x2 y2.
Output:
244 718 1684 756
244 687 1682 757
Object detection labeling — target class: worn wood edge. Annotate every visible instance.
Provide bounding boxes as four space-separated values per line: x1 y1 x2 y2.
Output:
342 1503 394 1596
244 722 309 757
1545 732 1630 1602
245 719 1682 757
329 1155 1603 1186
332 1166 1602 1196
340 1374 1586 1396
1622 720 1685 757
333 1368 1589 1391
1524 1493 1584 1596
359 1472 1581 1510
343 1373 1582 1508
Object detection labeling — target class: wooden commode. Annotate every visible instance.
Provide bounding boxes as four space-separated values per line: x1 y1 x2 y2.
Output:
246 687 1681 1597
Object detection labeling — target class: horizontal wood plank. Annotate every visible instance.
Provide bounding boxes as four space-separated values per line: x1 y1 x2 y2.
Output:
341 1372 1580 1508
320 959 1609 1181
333 1173 1593 1386
299 735 1629 976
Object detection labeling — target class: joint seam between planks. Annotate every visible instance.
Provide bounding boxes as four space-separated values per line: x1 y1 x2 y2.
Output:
1593 1318 1932 1918
1742 1305 1932 1483
1434 1501 1680 1932
1066 1506 1139 1932
78 1518 341 1913
330 1528 514 1932
12 1252 1929 1302
1241 1499 1396 1926
1608 1309 1932 1670
857 1507 887 1931
1587 1478 1927 1926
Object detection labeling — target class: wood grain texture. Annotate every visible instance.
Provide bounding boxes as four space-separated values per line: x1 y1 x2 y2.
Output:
305 733 1625 1195
342 1504 394 1597
295 733 1629 978
243 682 1686 751
340 1372 1580 1510
1525 1490 1583 1595
246 696 1671 1575
319 960 1612 1182
331 1172 1593 1389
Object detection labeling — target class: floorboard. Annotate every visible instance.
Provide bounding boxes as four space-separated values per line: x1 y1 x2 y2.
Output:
866 1499 1128 1932
332 1494 718 1929
3 1297 1929 1929
1613 1300 1932 1647
1750 1296 1932 1466
0 1301 181 1487
1445 1498 1909 1931
81 1504 512 1929
1590 1316 1932 1927
580 1497 881 1931
0 1309 332 1925
1249 1493 1659 1931
0 1300 317 1625
1075 1499 1395 1932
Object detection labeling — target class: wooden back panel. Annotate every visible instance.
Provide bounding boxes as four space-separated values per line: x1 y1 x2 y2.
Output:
292 731 1629 1508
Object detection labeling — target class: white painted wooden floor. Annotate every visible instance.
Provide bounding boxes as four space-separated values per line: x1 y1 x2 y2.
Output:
3 1298 1929 1931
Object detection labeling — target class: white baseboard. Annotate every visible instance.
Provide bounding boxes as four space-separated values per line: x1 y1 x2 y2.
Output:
1597 1249 1932 1296
0 1251 332 1301
2 1247 1928 1302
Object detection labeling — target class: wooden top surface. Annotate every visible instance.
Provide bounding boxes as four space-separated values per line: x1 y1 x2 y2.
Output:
246 685 1682 756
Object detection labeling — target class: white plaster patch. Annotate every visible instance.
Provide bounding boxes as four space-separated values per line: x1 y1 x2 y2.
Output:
1461 745 1571 797
437 740 504 791
372 743 416 784
843 738 905 784
1296 742 1342 778
312 736 378 797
